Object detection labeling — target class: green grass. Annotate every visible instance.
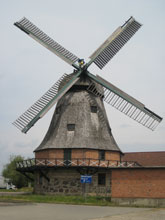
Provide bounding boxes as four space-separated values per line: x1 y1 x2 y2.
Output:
0 187 33 193
0 194 112 206
0 194 159 208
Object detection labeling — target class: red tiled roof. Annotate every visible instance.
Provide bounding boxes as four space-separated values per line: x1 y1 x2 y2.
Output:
122 151 165 167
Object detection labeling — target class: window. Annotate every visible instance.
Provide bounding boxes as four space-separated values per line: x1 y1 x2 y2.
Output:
67 124 75 131
98 173 106 185
56 106 61 114
64 149 72 166
99 150 105 160
91 106 97 113
39 174 43 185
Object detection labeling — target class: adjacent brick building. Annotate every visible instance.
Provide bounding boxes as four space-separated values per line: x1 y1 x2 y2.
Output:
111 168 165 198
122 151 165 166
110 151 165 206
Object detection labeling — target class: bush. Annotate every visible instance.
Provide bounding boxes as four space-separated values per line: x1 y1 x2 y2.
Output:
2 155 33 188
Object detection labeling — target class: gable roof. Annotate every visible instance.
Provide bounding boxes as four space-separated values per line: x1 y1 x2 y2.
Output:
122 151 165 167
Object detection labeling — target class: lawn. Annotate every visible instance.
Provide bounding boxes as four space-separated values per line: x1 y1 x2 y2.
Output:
0 187 33 193
0 193 112 206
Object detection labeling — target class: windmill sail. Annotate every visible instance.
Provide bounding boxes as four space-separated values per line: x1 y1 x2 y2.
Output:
14 17 79 66
13 72 81 133
13 16 163 133
87 72 162 130
89 17 142 69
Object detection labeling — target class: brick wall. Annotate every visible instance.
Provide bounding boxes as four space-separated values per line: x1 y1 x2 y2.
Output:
35 149 121 161
72 149 84 159
106 151 120 161
85 149 98 159
122 152 165 166
111 168 165 198
35 149 63 159
35 150 49 158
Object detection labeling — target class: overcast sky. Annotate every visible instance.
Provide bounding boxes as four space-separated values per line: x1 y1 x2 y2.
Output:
0 0 165 173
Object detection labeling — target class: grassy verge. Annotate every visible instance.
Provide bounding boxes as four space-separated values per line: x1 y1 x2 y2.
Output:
0 194 159 208
0 192 159 208
0 194 112 206
0 187 33 193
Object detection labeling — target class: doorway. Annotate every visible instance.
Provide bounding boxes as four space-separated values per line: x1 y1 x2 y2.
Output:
64 149 72 166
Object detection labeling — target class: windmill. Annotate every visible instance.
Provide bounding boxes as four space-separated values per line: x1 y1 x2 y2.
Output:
13 17 163 195
13 16 162 133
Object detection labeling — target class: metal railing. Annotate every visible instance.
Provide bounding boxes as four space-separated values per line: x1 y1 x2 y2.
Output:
16 158 141 169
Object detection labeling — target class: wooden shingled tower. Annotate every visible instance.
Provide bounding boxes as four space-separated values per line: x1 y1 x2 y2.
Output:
35 75 121 153
13 17 162 195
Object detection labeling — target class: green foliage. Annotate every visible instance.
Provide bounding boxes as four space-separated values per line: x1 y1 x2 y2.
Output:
2 155 33 188
0 195 156 208
0 187 33 192
0 194 113 206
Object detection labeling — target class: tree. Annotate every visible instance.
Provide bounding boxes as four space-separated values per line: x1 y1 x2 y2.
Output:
2 155 33 188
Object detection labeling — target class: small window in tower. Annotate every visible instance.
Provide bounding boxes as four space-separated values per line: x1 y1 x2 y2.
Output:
56 106 61 114
99 150 105 160
67 124 75 131
91 106 97 113
98 173 106 185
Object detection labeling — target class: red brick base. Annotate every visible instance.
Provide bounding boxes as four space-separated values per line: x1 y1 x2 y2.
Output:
111 168 165 198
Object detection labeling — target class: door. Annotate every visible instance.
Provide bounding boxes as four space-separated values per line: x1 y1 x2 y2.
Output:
64 149 72 166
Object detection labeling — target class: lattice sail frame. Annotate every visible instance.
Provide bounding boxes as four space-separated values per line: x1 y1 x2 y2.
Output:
13 73 80 133
87 74 162 131
89 17 142 69
14 17 79 66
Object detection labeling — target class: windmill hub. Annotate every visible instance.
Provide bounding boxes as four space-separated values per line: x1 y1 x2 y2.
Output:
78 58 85 68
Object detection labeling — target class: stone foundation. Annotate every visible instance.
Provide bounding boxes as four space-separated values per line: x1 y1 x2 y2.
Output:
34 168 111 196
